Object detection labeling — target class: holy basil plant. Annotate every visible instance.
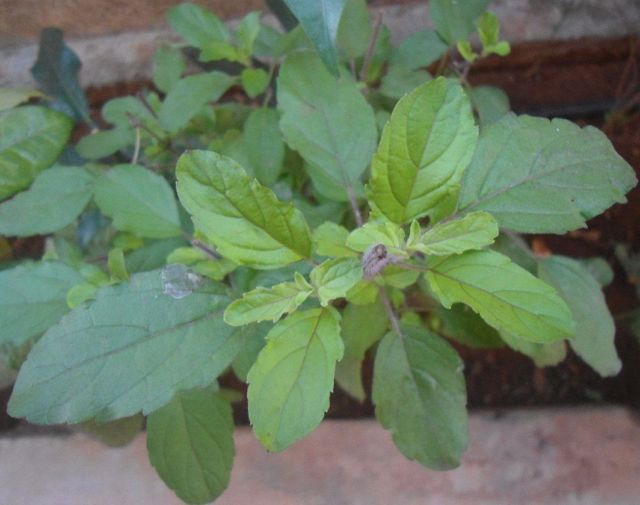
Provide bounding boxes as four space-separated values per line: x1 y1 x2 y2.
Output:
0 1 636 503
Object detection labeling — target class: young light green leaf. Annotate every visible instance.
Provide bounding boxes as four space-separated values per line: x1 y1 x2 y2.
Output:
247 307 343 451
31 28 91 123
0 106 72 200
153 46 185 93
0 88 44 112
278 51 377 201
429 0 491 44
426 250 575 343
235 11 262 56
241 68 270 99
346 220 406 255
499 331 567 367
108 248 129 281
147 389 234 505
66 282 98 309
167 3 229 50
469 85 510 127
0 166 94 236
366 77 478 224
458 114 638 233
312 222 356 257
243 108 284 186
94 164 182 238
159 72 235 132
407 211 498 256
390 29 448 70
373 325 468 470
224 273 313 326
345 278 378 305
310 257 363 306
8 270 239 424
0 261 83 346
538 255 621 377
337 0 371 60
176 150 312 268
282 0 348 75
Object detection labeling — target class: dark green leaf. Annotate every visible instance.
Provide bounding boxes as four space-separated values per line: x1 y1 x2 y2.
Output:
243 108 284 186
437 304 504 348
390 29 448 70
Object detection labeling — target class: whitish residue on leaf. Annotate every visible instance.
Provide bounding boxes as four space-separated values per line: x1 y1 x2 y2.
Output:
161 264 203 299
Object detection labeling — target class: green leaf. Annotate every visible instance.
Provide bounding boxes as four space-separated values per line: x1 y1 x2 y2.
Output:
390 29 448 70
176 150 312 268
0 166 94 236
312 222 356 257
108 248 129 281
437 304 504 349
235 11 262 56
66 282 98 309
407 211 498 256
31 28 91 123
0 88 44 112
469 85 510 127
458 114 638 233
380 65 432 101
346 278 378 305
310 257 363 305
477 12 500 48
94 164 182 238
346 220 405 254
577 257 614 287
456 41 477 63
76 414 143 448
167 3 229 50
500 331 566 367
224 272 313 326
0 261 83 346
8 270 239 424
337 0 371 60
247 307 343 451
153 46 185 94
126 237 188 273
76 127 134 160
278 51 377 201
147 389 234 505
243 108 284 185
372 325 467 470
366 77 478 224
538 255 621 377
427 250 575 343
429 0 491 44
241 68 270 99
159 72 235 133
282 0 348 75
231 322 270 381
0 106 72 200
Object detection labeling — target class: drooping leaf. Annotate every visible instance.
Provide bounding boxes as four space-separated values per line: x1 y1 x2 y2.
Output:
457 114 638 233
390 29 448 70
538 255 621 376
243 108 284 186
0 166 93 236
247 308 343 451
8 270 239 424
31 28 91 123
147 389 234 505
426 249 575 343
282 0 348 74
278 51 377 201
499 331 567 367
436 304 504 349
152 46 185 94
159 72 235 133
429 0 491 44
76 414 144 448
224 273 313 326
366 77 478 224
310 257 363 305
0 106 72 200
469 85 510 127
176 150 312 268
372 325 468 470
0 261 83 346
0 88 44 112
407 211 498 256
94 164 182 238
577 257 614 287
167 3 229 50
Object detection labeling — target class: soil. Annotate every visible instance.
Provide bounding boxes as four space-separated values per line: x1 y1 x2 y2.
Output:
2 36 640 431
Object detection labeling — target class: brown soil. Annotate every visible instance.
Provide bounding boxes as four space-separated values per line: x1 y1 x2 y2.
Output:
2 36 640 431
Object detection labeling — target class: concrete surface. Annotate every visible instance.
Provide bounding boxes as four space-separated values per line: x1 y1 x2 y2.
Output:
0 407 639 504
2 0 640 87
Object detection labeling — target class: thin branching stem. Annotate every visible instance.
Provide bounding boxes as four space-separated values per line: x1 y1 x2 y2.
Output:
360 12 383 83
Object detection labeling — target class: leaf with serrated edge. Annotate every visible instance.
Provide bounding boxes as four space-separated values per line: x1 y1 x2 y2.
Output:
225 272 313 326
176 150 312 269
94 164 182 238
458 114 637 233
373 325 468 470
426 249 574 343
8 270 239 424
346 220 406 255
408 211 498 256
147 389 234 505
367 77 478 224
538 255 621 376
311 257 363 306
248 308 343 451
313 222 357 257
